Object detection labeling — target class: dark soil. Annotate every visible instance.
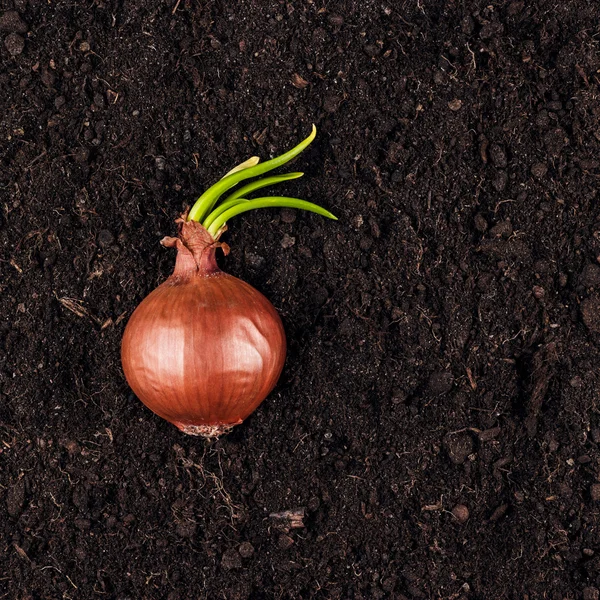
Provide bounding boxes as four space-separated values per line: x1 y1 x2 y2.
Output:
2 0 600 598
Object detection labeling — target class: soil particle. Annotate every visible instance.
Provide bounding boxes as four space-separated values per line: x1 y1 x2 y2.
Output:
584 588 600 600
310 287 329 307
581 297 600 333
4 32 24 55
544 128 569 156
489 219 513 238
238 542 254 558
492 170 508 192
590 485 600 502
532 285 545 300
175 521 197 538
489 143 508 168
474 213 488 232
480 22 504 40
444 433 474 465
531 162 548 179
244 250 265 269
71 487 88 510
363 44 380 58
40 67 56 88
461 15 474 34
74 147 89 163
452 504 470 523
580 159 600 171
6 478 25 517
382 577 397 593
323 95 341 113
0 10 28 33
585 557 600 578
405 585 426 599
277 534 294 550
98 229 115 248
280 208 296 224
448 99 462 111
428 371 454 395
74 518 91 531
478 427 501 442
580 264 600 288
280 233 296 249
221 548 242 571
489 504 509 523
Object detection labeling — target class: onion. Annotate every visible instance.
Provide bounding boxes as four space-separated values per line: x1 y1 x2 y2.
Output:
121 127 337 437
121 220 286 437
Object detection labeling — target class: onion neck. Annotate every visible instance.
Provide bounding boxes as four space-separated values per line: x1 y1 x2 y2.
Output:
173 244 220 277
161 218 230 280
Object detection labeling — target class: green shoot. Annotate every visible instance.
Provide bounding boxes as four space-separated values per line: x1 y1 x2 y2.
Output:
185 126 337 236
203 198 250 230
222 172 303 204
204 172 305 229
187 125 317 223
222 156 260 178
206 197 337 237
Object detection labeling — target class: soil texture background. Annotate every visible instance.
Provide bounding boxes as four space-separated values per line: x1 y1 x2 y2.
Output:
2 0 600 598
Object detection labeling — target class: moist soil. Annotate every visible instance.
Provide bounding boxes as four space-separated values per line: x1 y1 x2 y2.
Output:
2 1 600 598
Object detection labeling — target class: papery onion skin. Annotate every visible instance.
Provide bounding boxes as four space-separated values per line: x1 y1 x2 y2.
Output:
121 220 286 437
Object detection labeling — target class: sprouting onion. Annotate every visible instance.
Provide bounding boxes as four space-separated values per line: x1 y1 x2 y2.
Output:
121 126 337 438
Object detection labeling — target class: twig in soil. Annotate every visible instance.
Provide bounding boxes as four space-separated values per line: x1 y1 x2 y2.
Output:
417 306 441 342
493 199 515 213
269 508 306 530
38 565 77 589
466 43 476 73
26 151 47 170
292 433 309 453
13 543 30 562
56 295 104 327
447 426 481 436
575 64 590 86
421 495 444 511
524 342 558 437
466 367 477 391
9 258 22 273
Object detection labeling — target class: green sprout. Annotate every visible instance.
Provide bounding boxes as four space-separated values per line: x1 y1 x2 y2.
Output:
187 126 337 234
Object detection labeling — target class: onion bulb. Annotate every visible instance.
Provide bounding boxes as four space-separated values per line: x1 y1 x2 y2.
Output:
121 126 337 437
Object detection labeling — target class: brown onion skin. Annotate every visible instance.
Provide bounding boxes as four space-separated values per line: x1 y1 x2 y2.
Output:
121 220 286 436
